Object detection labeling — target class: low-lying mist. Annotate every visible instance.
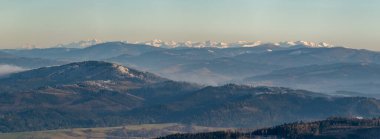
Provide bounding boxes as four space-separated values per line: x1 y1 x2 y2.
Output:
0 64 26 77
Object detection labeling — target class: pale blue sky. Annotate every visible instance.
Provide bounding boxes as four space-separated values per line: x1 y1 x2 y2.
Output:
0 0 379 50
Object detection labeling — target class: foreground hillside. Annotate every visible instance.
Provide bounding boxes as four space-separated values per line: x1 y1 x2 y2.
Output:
159 117 380 139
1 61 380 132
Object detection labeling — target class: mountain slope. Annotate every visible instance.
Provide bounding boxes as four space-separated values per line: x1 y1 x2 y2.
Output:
4 42 163 61
128 84 380 128
0 61 167 91
0 61 174 132
70 42 163 60
1 61 380 133
235 47 380 67
244 63 380 95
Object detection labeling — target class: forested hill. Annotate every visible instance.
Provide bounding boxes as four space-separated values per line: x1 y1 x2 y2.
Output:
2 61 380 133
158 117 380 139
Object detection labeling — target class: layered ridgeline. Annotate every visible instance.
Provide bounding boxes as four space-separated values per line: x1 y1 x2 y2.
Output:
3 42 162 61
1 61 380 132
244 63 380 96
2 41 380 97
0 51 65 69
159 117 380 139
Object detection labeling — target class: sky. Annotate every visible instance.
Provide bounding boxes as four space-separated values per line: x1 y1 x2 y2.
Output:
0 0 379 50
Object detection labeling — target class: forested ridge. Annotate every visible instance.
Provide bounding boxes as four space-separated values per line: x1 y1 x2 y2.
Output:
1 61 380 133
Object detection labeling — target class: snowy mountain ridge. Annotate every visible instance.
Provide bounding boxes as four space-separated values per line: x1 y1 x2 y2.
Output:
51 39 336 49
137 39 336 48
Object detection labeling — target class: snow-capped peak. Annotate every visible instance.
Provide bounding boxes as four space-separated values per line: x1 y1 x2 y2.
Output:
275 41 334 48
133 40 335 49
44 39 337 50
112 64 140 78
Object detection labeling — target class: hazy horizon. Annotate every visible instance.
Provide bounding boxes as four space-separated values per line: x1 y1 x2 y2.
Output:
1 0 379 50
3 1 380 138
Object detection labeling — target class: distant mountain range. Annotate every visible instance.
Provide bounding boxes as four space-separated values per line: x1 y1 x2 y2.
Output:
25 39 335 49
1 61 380 133
3 42 162 61
41 39 336 49
53 39 103 48
138 39 336 48
1 41 380 97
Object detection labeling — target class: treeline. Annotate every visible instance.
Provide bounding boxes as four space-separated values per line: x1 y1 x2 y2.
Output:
158 117 380 139
157 131 245 139
252 117 380 138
